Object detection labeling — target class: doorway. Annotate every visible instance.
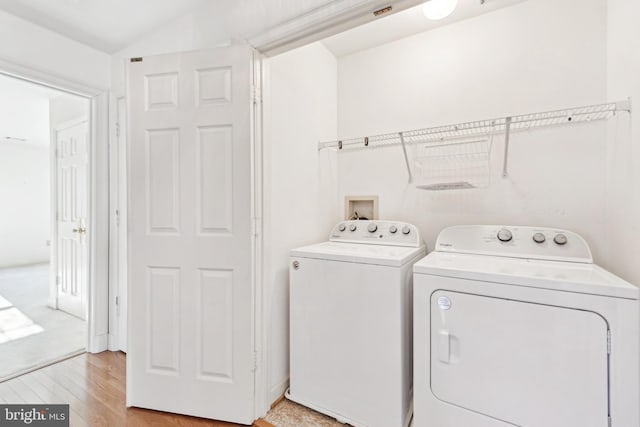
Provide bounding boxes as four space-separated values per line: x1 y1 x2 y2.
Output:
0 73 90 380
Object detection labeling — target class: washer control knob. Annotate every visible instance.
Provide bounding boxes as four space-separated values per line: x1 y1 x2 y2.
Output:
554 233 568 245
338 223 346 232
497 228 513 242
367 223 378 233
532 232 546 244
349 224 357 232
389 225 398 234
402 225 411 235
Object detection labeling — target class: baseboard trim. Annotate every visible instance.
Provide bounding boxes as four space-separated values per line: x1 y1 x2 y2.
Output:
270 393 286 410
268 376 290 407
89 332 109 353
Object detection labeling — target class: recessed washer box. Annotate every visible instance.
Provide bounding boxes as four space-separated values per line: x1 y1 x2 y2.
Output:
344 195 378 220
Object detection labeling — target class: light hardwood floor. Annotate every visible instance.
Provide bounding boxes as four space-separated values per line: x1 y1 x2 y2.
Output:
0 351 266 427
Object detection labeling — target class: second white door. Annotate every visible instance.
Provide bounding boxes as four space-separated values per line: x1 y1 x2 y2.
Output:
56 119 89 320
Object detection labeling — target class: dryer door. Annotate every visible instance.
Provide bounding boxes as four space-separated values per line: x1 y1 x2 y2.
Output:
431 290 609 427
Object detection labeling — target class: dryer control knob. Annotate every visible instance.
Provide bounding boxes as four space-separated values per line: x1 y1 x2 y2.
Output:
389 225 398 234
497 228 513 242
338 224 346 232
402 225 411 235
554 233 568 245
532 232 546 243
349 224 357 232
367 223 378 233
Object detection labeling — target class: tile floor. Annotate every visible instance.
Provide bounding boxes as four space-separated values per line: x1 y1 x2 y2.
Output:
0 263 86 380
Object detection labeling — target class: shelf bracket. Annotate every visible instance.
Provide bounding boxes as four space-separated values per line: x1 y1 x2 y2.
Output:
502 116 512 178
616 98 632 113
399 132 413 184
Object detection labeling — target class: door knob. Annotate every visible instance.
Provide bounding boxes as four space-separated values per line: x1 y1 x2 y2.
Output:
73 227 87 234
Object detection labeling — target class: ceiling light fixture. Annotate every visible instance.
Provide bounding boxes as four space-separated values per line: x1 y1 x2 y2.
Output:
422 0 458 20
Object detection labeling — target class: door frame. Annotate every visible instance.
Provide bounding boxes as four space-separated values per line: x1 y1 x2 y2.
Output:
107 95 128 352
0 57 110 354
251 50 267 419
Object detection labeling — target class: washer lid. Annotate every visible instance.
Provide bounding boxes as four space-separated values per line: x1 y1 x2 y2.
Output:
414 251 638 299
291 241 425 267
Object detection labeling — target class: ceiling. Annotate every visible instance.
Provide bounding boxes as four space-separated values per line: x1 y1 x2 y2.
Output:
0 0 206 53
0 0 526 56
323 0 527 57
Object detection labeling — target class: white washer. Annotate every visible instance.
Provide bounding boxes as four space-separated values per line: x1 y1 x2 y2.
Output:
288 220 426 427
413 225 639 427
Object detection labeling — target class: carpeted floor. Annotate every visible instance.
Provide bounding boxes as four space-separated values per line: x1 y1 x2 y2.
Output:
263 398 415 427
0 263 86 380
264 399 347 427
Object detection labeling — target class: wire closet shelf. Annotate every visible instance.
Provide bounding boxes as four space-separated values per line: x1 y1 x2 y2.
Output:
318 100 631 189
318 101 630 151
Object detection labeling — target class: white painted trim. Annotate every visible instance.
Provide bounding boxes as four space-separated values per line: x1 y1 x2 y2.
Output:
269 377 290 408
108 95 128 353
252 50 268 419
55 116 90 132
0 57 106 96
125 59 133 406
107 92 119 352
117 96 128 352
48 113 58 311
248 0 424 57
0 60 110 355
87 91 110 354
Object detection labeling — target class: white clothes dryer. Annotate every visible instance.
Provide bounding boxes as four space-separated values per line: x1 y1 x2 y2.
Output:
413 225 638 427
288 220 426 427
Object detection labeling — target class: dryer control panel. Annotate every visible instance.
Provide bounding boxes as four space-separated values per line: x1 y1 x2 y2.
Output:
435 225 592 263
330 220 423 248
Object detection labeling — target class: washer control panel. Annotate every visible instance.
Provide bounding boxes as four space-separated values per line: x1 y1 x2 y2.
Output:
330 220 423 248
435 225 593 263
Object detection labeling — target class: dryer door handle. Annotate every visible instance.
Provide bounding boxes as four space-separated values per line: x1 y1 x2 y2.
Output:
438 330 450 363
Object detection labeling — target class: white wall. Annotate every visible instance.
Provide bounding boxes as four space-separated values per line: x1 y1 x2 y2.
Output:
0 87 50 268
50 95 89 127
262 42 338 405
332 0 615 267
0 9 109 90
0 143 50 268
605 0 640 285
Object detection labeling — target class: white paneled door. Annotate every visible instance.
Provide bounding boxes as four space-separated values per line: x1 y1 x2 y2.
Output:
56 120 89 320
127 45 255 424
